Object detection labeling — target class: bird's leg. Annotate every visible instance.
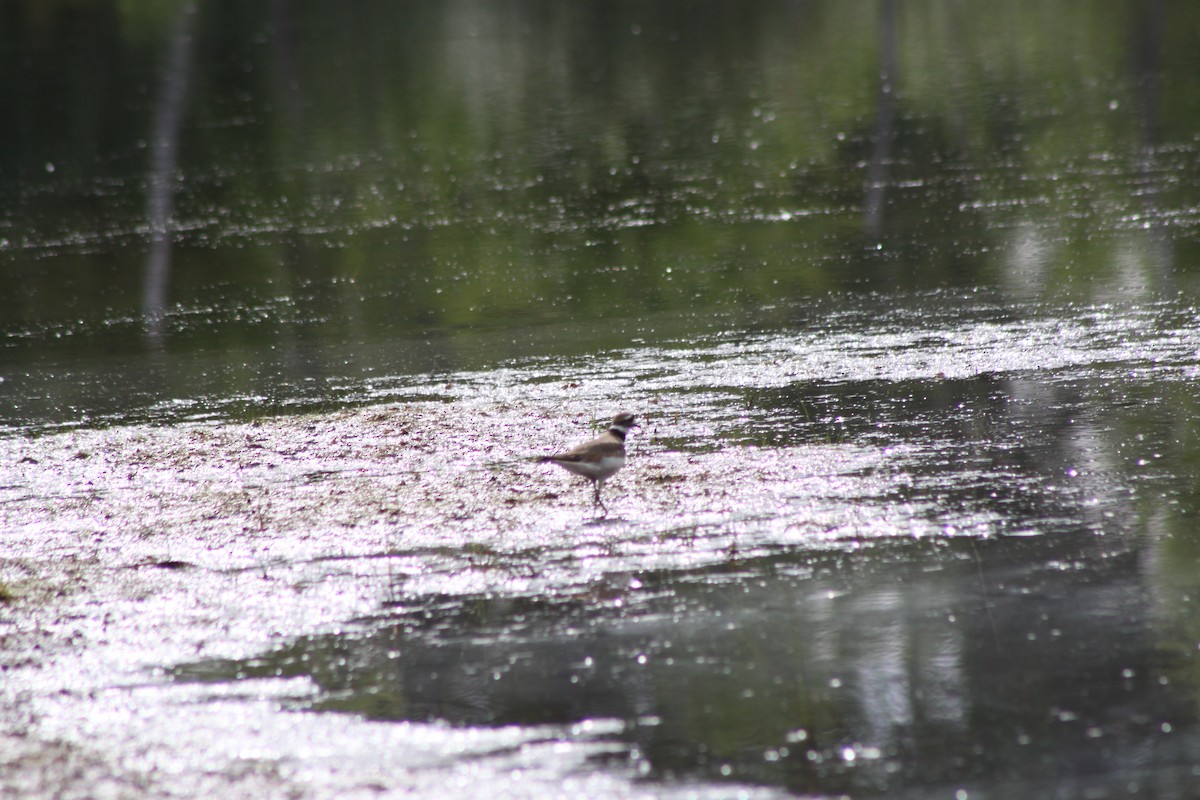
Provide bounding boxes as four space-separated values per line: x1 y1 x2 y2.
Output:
593 480 608 516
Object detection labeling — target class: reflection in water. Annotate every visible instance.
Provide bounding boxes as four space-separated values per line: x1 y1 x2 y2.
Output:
173 534 1198 797
2 0 1197 348
0 1 1194 442
144 1 199 342
863 0 897 239
1131 0 1174 291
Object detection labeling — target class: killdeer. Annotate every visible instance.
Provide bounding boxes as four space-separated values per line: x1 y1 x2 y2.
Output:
539 412 638 515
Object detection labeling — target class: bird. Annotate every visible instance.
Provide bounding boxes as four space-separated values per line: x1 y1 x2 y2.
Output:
538 412 638 515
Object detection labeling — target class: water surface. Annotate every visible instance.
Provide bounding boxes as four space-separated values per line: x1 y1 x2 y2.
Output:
4 1 1200 798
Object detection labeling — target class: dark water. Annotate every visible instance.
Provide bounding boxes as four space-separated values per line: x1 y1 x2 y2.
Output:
4 0 1199 433
7 0 1200 797
179 536 1198 798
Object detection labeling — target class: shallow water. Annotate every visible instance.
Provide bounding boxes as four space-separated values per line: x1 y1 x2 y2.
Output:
5 1 1200 798
7 293 1200 797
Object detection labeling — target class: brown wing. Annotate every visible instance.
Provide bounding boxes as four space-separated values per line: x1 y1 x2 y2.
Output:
544 433 623 463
